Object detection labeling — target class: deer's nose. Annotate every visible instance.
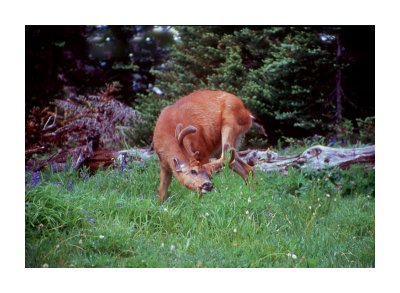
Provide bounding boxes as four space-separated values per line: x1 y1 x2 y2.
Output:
201 182 213 193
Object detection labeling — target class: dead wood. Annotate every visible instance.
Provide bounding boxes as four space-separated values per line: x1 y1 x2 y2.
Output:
25 141 374 175
238 145 375 172
115 145 375 174
83 149 116 173
25 83 142 173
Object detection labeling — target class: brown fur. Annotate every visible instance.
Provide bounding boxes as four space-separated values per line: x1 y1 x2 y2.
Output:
153 90 254 201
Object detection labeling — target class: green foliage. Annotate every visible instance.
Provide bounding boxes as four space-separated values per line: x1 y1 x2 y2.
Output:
26 159 374 268
334 116 375 145
356 116 375 144
239 28 334 135
341 119 355 141
27 26 374 146
134 93 171 145
135 26 342 144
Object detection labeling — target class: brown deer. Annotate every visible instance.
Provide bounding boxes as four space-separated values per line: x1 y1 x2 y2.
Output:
153 90 261 201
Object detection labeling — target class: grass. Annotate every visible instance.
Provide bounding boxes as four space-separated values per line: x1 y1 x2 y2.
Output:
25 158 374 268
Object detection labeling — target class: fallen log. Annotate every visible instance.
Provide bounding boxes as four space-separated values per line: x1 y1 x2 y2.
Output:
25 144 375 174
115 145 375 173
239 145 375 172
116 148 155 162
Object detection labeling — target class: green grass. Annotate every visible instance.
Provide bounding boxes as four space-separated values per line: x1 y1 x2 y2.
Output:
25 159 374 268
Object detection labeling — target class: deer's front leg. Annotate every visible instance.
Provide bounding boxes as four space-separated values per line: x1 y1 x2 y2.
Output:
203 144 231 177
159 166 172 202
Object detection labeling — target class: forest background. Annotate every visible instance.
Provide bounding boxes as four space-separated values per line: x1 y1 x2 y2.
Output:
26 26 374 150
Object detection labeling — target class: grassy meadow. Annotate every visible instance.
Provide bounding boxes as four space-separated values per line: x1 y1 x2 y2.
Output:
25 154 375 268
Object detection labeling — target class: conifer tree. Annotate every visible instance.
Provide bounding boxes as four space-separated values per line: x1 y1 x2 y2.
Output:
136 26 372 145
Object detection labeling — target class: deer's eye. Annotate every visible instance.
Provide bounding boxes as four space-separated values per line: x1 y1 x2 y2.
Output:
190 169 198 175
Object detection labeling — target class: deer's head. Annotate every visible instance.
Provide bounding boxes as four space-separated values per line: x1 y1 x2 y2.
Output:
172 124 213 194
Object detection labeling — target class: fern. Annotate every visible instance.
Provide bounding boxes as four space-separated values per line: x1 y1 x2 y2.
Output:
26 83 142 171
51 82 141 148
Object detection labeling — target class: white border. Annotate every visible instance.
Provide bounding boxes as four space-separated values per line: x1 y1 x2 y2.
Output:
1 0 399 292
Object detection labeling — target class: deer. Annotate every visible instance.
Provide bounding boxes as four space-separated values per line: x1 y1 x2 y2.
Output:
153 90 263 201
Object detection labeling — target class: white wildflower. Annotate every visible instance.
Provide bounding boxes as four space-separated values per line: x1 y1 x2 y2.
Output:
247 197 252 203
233 228 237 233
170 244 176 251
245 210 249 215
99 235 105 239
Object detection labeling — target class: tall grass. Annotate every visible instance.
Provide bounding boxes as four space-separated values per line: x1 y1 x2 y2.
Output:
25 159 374 268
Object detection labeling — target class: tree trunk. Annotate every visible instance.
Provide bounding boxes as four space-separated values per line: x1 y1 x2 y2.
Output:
336 34 343 124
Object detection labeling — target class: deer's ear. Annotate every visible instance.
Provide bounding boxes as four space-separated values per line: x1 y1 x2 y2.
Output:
173 157 183 172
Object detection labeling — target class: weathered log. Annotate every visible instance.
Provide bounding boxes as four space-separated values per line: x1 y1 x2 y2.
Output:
239 145 375 172
116 148 155 162
25 144 375 174
116 145 375 172
116 145 375 173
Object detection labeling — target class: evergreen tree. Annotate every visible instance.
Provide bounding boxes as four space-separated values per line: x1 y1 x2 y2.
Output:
136 26 337 144
237 27 335 139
